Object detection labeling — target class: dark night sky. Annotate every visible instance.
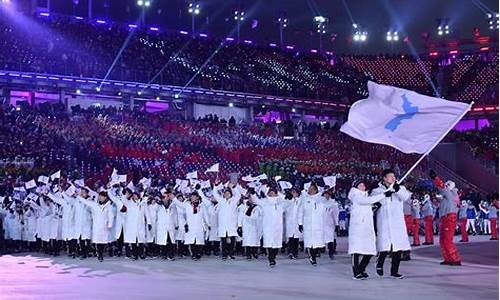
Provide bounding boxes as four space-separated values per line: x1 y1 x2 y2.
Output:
48 0 499 54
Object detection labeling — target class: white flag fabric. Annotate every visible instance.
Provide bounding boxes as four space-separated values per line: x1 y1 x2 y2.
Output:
139 177 151 188
50 170 61 181
278 181 293 190
323 176 336 188
186 171 198 180
204 163 220 174
38 176 49 185
256 174 268 181
74 179 85 187
25 180 36 189
340 81 471 154
111 168 118 180
65 185 77 196
117 175 127 183
242 175 255 182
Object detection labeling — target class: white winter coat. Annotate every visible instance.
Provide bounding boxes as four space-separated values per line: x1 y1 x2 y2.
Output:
79 198 114 244
155 203 178 245
173 199 210 245
74 196 93 240
213 185 241 238
119 197 152 244
298 193 335 248
238 204 262 247
252 194 286 248
48 192 76 241
374 183 412 252
284 197 303 239
347 187 385 255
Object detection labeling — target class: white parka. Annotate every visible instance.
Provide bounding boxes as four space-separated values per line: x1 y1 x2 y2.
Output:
173 199 210 245
347 187 385 255
155 203 178 245
284 197 303 239
298 192 335 248
114 195 152 244
74 196 93 240
146 202 159 243
213 185 241 238
47 192 76 241
374 183 412 252
79 198 114 244
107 189 127 240
238 204 262 247
252 194 286 248
324 198 340 243
23 208 38 242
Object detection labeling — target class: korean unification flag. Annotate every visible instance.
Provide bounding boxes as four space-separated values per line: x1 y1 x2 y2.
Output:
340 81 471 154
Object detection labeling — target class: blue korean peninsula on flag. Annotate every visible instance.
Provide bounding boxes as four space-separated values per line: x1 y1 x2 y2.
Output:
340 81 471 154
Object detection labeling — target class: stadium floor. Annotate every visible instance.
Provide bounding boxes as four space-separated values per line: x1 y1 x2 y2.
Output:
0 235 497 300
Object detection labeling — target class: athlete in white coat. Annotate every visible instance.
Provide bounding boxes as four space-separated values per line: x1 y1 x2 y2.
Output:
47 191 78 258
107 187 130 257
298 183 336 265
111 190 152 260
284 189 302 259
78 191 114 261
251 186 287 267
155 191 178 260
374 169 412 279
146 197 159 256
323 189 339 259
347 180 385 280
212 183 242 260
173 192 210 260
238 200 262 260
74 188 94 259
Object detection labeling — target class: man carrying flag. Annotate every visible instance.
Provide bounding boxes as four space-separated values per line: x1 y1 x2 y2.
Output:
340 81 471 271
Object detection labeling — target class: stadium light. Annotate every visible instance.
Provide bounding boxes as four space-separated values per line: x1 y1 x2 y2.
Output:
487 13 499 30
137 0 151 27
437 19 450 35
386 31 399 42
353 30 367 42
314 16 328 53
278 13 288 47
188 3 201 35
234 10 246 42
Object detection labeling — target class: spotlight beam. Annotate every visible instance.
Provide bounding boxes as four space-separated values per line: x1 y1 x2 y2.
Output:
99 17 141 90
380 0 440 97
175 3 264 98
340 0 356 25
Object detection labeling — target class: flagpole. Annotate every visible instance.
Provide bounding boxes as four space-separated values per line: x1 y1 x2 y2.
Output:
399 101 474 184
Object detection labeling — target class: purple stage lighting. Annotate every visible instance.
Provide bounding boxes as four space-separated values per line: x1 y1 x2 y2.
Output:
286 45 294 50
199 33 208 37
128 24 138 29
269 43 277 47
225 37 235 41
96 20 106 24
39 12 50 17
179 31 189 35
150 27 159 31
244 40 252 44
